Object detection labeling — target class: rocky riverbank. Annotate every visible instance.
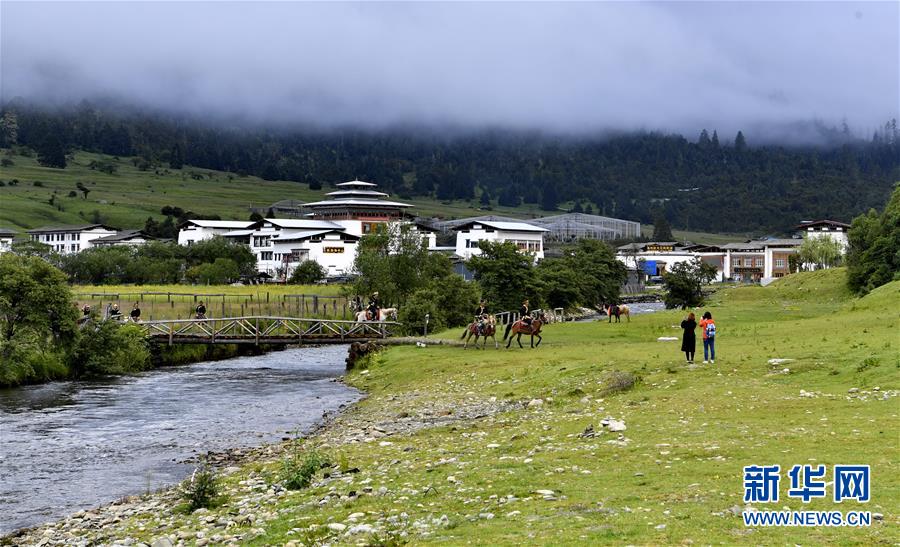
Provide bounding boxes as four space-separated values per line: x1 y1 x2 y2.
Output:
2 359 519 547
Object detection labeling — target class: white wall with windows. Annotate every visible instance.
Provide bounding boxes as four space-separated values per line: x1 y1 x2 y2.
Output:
454 221 547 261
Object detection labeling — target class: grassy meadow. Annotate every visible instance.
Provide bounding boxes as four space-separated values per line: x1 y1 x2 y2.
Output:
74 268 898 546
0 150 550 231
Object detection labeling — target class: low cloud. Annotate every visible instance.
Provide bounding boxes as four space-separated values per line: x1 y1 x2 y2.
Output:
2 1 897 139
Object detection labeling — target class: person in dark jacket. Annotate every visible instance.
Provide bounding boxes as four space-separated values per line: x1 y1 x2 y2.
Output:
520 299 532 328
367 292 380 321
474 300 488 318
130 302 141 323
681 312 697 363
195 301 207 319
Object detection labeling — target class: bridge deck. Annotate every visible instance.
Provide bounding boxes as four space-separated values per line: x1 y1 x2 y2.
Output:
139 316 399 345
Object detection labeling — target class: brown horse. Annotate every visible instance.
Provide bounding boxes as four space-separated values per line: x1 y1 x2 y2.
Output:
460 315 498 349
604 304 630 323
503 312 547 348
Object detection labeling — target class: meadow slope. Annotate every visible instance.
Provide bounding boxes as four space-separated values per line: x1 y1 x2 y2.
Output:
9 268 898 546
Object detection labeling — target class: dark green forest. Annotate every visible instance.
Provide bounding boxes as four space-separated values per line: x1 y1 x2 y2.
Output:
2 100 898 233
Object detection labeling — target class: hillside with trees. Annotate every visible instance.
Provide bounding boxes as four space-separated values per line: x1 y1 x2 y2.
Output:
1 101 898 234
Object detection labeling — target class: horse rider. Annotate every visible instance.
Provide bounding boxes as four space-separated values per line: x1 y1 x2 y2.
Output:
474 300 489 331
367 292 380 321
520 299 533 329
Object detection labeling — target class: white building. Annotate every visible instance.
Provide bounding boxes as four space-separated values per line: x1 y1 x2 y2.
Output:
91 230 162 248
224 218 351 278
0 228 15 253
616 239 803 283
177 220 255 246
453 220 548 261
27 224 118 255
795 220 851 252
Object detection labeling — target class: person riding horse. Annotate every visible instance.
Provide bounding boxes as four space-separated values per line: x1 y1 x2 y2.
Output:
367 292 380 321
520 299 532 329
474 300 489 332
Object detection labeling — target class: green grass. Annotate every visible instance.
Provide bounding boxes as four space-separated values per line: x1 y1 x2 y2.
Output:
0 150 551 230
641 224 752 245
75 268 897 545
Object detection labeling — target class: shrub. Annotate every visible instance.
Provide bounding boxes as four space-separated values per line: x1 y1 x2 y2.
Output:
33 180 44 187
600 371 639 396
181 462 219 511
281 449 328 490
186 258 240 285
398 289 442 335
1 158 13 167
289 260 326 284
68 321 151 378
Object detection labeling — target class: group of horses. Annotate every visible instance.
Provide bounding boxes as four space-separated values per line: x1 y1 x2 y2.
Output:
461 312 547 349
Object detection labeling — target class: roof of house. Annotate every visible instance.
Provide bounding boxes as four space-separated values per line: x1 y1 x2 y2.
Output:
616 242 683 251
795 219 851 230
181 220 255 229
303 198 413 208
272 229 360 243
221 230 255 238
0 227 17 237
254 218 344 230
453 220 549 233
335 180 378 188
325 189 390 198
92 230 158 244
27 224 117 234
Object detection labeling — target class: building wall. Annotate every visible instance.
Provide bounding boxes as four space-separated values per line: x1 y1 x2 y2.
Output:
803 229 849 251
0 236 13 253
177 226 233 246
30 228 117 254
455 227 544 260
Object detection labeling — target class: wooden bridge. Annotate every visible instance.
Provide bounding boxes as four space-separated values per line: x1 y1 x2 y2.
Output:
139 316 399 345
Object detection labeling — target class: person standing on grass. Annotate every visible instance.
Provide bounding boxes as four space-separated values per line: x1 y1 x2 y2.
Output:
195 301 207 320
700 311 716 364
130 302 142 323
681 312 697 364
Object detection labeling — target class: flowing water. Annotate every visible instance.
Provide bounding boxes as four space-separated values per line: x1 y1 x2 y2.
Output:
0 345 360 534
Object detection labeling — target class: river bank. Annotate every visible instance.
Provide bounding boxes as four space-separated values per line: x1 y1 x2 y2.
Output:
5 270 899 546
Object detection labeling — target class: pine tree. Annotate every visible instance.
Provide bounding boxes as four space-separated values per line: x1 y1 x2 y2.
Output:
735 131 747 152
169 143 184 169
0 111 18 147
541 183 558 211
652 211 674 241
711 130 720 149
37 134 67 169
698 129 711 148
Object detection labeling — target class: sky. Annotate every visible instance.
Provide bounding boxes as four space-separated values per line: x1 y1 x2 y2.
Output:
2 1 898 140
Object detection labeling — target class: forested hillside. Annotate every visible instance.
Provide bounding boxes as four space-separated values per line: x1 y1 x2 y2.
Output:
2 101 898 233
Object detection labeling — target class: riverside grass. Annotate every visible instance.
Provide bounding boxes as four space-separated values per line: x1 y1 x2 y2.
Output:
58 268 894 546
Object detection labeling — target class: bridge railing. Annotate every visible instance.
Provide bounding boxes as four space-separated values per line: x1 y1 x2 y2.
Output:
139 316 400 345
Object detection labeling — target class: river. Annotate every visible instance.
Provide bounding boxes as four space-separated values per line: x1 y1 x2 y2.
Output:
0 345 361 534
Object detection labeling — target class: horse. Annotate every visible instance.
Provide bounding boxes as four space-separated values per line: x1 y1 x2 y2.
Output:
355 308 398 322
605 304 630 323
460 315 498 349
503 312 547 349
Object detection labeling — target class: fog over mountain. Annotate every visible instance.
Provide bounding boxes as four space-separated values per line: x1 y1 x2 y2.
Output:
2 1 898 141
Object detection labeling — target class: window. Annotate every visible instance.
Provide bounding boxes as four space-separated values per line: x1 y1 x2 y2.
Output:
70 244 78 252
744 258 753 267
775 259 785 268
755 258 763 267
253 236 271 247
260 251 273 261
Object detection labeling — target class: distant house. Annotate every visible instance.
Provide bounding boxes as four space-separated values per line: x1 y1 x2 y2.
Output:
0 228 16 254
91 230 163 247
795 220 851 252
27 224 118 255
177 220 255 246
453 220 548 261
616 238 803 283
